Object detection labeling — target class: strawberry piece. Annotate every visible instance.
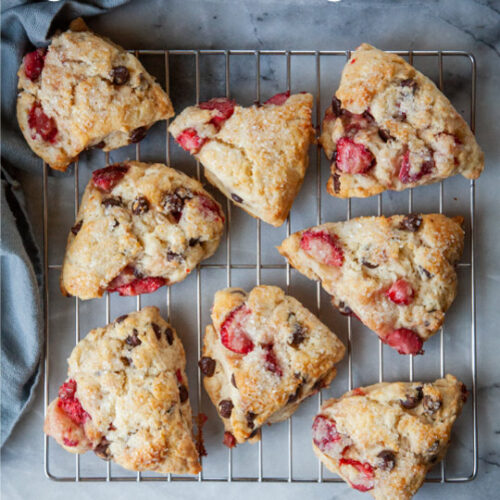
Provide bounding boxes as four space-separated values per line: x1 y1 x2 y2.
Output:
109 276 166 296
399 151 434 184
28 103 58 142
197 194 225 222
57 379 90 425
106 266 135 290
264 91 290 106
263 344 283 376
383 328 423 355
24 48 46 81
300 229 344 267
63 438 79 447
313 415 352 458
223 431 237 448
199 97 236 128
176 127 207 153
386 279 414 305
92 164 129 192
335 136 375 174
352 387 366 396
339 458 375 492
220 304 254 354
175 369 183 384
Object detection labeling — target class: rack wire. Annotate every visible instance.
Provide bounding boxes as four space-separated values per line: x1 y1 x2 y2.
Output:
43 49 478 484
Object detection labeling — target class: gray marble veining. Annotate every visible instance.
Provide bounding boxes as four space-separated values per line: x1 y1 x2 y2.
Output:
2 0 499 499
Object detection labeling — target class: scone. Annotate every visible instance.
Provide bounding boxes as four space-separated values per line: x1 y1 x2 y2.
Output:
312 374 467 499
43 307 201 475
168 92 315 226
320 43 484 198
60 161 224 300
278 214 464 355
199 286 345 446
17 18 174 171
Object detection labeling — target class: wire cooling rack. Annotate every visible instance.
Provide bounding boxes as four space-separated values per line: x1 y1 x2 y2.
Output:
43 49 478 484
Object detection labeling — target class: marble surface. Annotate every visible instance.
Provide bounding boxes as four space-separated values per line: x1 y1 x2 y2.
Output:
2 0 500 498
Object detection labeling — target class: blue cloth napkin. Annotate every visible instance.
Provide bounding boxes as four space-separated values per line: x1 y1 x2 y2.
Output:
1 0 130 447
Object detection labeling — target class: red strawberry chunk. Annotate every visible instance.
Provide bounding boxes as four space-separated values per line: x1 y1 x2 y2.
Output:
220 304 254 354
28 103 58 142
109 276 166 296
197 194 225 222
92 164 129 192
386 279 414 305
383 328 423 355
223 431 237 448
63 437 79 447
24 48 46 81
57 379 90 425
339 458 375 492
199 97 236 128
175 369 183 384
264 91 290 106
263 344 283 376
312 415 352 458
176 127 208 153
399 150 434 184
352 387 366 396
335 136 375 174
300 229 344 267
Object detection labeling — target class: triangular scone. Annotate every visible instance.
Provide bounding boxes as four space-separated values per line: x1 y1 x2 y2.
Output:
169 92 315 226
199 286 345 446
278 214 464 355
320 43 484 198
60 161 224 300
43 307 201 474
17 18 174 171
312 375 467 499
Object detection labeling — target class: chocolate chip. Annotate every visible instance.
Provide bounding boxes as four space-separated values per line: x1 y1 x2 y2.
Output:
231 193 243 203
332 172 341 193
131 196 149 215
246 412 257 429
94 140 106 149
362 259 379 269
152 323 161 340
378 129 393 143
287 384 302 404
401 78 417 93
167 251 182 262
249 429 258 438
129 126 147 143
111 66 129 85
164 327 174 345
418 266 434 280
423 395 442 414
94 438 111 460
198 356 216 377
289 323 306 348
71 220 83 235
189 238 200 247
115 314 128 323
219 399 234 418
120 356 131 366
125 329 142 347
231 373 237 388
101 196 122 208
400 386 423 409
331 96 342 117
400 214 422 232
338 301 353 316
162 188 192 223
377 450 396 471
112 219 119 228
362 110 375 121
313 377 326 392
179 384 188 403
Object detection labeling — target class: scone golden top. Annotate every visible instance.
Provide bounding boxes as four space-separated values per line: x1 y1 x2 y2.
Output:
17 18 174 171
199 286 345 445
169 92 315 226
60 161 224 300
320 43 484 198
312 375 467 499
43 307 201 475
278 214 464 355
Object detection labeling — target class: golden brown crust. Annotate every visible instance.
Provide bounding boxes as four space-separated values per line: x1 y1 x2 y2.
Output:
60 161 224 300
277 214 464 351
201 286 345 444
17 19 174 171
169 93 315 226
43 307 201 474
320 43 484 198
312 374 467 499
